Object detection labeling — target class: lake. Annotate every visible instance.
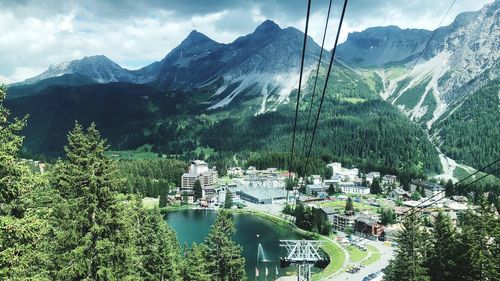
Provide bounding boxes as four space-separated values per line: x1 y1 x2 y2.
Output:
164 209 306 280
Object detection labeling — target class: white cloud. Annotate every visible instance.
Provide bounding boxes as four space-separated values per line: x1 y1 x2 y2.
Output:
0 0 493 82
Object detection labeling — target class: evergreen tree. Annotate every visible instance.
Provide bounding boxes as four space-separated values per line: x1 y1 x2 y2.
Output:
194 179 203 200
345 197 354 214
327 183 335 195
183 243 211 281
0 84 51 279
370 178 382 194
203 210 246 281
49 123 139 280
224 191 233 209
444 179 455 197
136 207 182 281
182 191 189 205
426 211 458 281
411 191 422 200
380 208 397 225
159 186 169 208
384 213 430 281
455 197 500 281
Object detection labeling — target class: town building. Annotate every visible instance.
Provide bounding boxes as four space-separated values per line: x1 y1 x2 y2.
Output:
355 216 384 240
327 162 359 181
305 184 324 195
388 187 411 201
181 160 218 197
364 172 380 184
410 180 445 200
381 175 398 186
330 213 358 231
227 167 244 177
310 175 322 185
323 175 342 188
338 183 370 195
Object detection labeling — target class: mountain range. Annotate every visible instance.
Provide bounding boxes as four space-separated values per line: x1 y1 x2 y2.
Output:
4 1 499 177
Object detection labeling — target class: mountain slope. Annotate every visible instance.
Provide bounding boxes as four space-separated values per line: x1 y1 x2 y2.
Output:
337 26 431 67
150 20 324 113
346 1 499 172
21 55 136 84
430 80 500 170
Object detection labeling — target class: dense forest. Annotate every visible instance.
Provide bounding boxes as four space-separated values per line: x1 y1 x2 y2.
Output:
385 201 499 281
0 85 246 280
432 80 500 176
117 159 186 196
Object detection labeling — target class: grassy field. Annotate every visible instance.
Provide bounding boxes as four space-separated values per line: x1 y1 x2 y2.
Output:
362 244 381 266
313 237 345 281
341 97 367 104
347 245 368 262
106 144 159 160
453 165 499 184
142 197 159 209
319 200 378 213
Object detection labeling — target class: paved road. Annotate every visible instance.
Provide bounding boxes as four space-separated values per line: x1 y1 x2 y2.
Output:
326 240 393 281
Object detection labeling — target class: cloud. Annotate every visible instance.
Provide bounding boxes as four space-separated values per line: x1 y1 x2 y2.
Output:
0 0 493 82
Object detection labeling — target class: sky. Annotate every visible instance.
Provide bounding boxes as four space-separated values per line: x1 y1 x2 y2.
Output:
0 0 493 82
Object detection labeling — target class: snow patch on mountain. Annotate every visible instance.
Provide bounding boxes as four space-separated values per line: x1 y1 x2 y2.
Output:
207 68 308 112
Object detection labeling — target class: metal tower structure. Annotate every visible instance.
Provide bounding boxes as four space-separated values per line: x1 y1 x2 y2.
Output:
279 240 326 281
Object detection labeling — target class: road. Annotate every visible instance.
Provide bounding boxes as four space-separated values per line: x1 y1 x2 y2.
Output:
326 240 393 281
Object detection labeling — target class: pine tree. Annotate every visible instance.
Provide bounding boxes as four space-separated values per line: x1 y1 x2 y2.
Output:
370 178 382 194
327 183 335 195
426 211 458 281
380 208 396 225
194 179 203 200
183 243 211 281
203 210 246 281
444 179 455 197
455 197 500 281
136 207 182 281
224 191 233 209
159 186 169 208
0 84 29 211
345 197 354 214
49 123 139 280
0 84 51 279
384 212 430 281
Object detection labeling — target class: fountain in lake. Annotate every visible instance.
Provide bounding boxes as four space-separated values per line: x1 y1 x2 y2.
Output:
257 243 269 262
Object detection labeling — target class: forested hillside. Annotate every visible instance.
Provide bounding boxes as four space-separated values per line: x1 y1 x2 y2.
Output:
431 80 500 172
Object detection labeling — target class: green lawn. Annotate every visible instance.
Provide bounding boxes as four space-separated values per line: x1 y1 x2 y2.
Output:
105 144 160 160
341 97 367 104
347 245 368 262
313 237 345 281
453 166 499 184
142 197 159 209
319 200 378 213
362 244 381 266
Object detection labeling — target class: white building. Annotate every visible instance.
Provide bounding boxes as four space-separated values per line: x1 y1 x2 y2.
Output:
181 160 218 197
227 167 244 177
327 162 359 181
339 184 370 195
310 175 322 185
365 172 381 184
